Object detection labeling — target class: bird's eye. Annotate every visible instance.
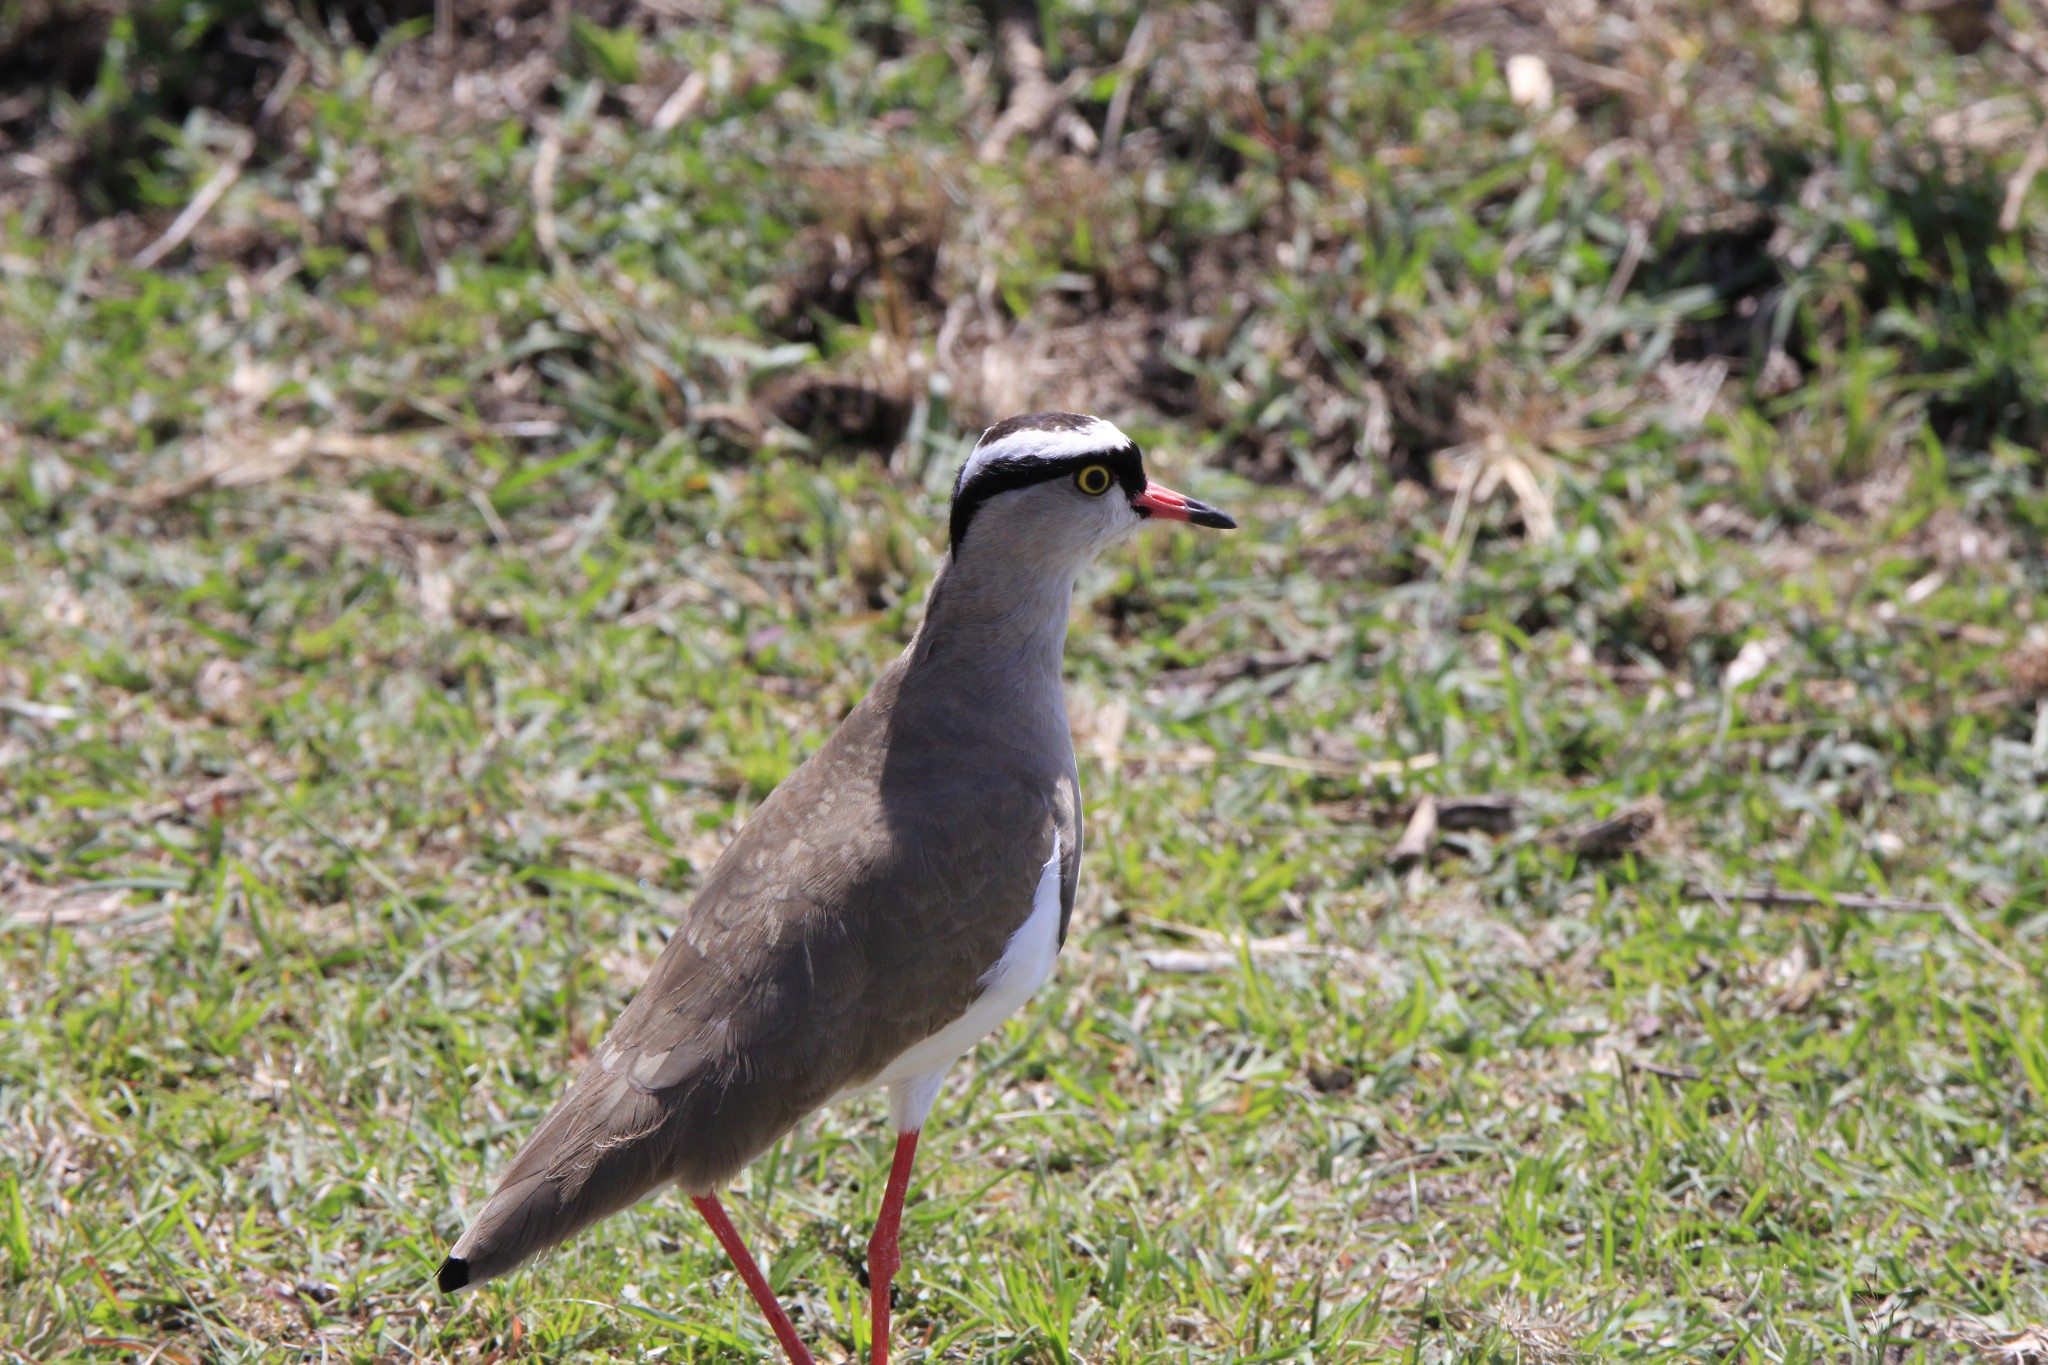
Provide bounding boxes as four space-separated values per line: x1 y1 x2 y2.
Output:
1075 465 1113 496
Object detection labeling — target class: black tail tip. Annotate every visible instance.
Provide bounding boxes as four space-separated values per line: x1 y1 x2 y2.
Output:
437 1256 470 1294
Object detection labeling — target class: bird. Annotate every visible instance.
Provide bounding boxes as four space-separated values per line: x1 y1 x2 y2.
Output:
437 412 1235 1364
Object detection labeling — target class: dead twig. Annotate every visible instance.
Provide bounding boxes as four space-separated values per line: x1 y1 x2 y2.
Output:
651 70 709 132
2000 130 2048 234
1132 918 1378 976
259 54 308 126
1315 792 1520 836
119 428 434 507
1686 883 1939 913
1437 795 1520 834
978 19 1096 161
1888 613 2007 646
130 776 260 825
0 697 78 723
1683 883 2026 975
1388 795 1438 871
132 127 257 270
1153 647 1333 693
1131 747 1440 779
1991 13 2048 81
1 883 159 932
1555 220 1648 370
532 127 563 271
1554 801 1659 858
1097 12 1154 163
467 485 513 547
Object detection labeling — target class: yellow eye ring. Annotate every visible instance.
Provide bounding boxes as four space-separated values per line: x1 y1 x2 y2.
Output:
1075 465 1113 496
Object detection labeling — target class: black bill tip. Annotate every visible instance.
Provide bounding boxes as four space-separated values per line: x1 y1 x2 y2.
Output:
437 1256 470 1294
1186 499 1237 530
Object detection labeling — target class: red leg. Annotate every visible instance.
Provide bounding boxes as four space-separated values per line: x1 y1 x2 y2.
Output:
692 1193 816 1365
867 1130 920 1365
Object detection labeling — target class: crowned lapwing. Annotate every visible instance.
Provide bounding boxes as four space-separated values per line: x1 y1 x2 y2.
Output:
438 413 1234 1363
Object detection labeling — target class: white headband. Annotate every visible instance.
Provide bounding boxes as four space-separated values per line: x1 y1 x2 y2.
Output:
957 416 1133 489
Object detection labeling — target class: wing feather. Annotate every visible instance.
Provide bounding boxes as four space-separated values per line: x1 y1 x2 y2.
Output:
444 657 1078 1287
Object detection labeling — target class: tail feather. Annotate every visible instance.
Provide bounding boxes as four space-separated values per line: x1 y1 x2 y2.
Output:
442 1068 675 1290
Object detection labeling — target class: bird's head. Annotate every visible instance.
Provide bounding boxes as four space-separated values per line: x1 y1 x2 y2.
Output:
946 413 1234 574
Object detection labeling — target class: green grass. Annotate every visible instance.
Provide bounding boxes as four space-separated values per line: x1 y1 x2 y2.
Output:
3 1 2047 1361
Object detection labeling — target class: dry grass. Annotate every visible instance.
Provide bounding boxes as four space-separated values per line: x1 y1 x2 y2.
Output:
4 1 2047 1362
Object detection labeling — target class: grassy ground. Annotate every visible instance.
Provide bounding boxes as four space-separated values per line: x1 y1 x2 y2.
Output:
4 1 2048 1361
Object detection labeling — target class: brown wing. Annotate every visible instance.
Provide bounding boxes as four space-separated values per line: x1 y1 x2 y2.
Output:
443 660 1073 1287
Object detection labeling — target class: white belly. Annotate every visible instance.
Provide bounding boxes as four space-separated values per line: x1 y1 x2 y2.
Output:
854 832 1065 1130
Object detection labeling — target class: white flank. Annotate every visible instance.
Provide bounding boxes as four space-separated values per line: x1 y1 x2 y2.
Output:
863 831 1066 1132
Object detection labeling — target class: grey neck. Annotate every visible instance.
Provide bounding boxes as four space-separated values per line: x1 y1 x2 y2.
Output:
904 548 1077 727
